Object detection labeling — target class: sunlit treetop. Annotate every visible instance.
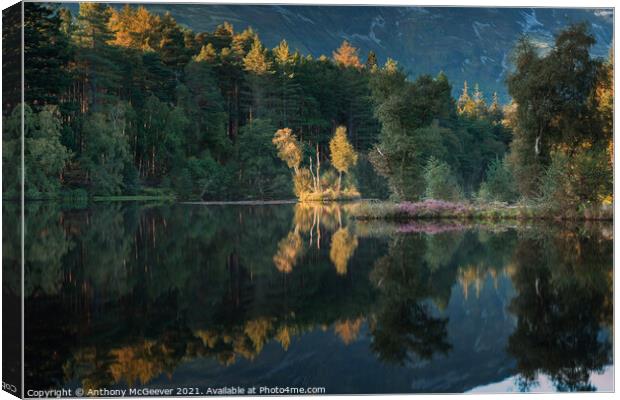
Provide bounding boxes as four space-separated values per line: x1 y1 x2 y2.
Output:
243 37 273 74
333 40 362 69
194 43 217 63
273 39 292 66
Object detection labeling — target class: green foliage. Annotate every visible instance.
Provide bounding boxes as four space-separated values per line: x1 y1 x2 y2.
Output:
368 67 469 201
506 23 606 200
12 5 610 209
72 3 122 110
478 158 518 203
422 157 462 201
80 104 131 195
236 119 292 199
352 154 389 200
23 2 72 108
180 61 230 156
538 147 612 214
3 105 71 199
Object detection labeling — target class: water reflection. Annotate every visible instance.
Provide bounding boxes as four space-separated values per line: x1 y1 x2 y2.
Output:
6 202 612 393
507 228 613 392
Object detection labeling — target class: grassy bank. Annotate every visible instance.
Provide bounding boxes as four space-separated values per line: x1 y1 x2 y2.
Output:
92 195 176 202
298 188 361 202
348 199 613 221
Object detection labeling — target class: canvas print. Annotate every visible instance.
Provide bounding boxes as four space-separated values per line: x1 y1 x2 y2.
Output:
2 1 614 397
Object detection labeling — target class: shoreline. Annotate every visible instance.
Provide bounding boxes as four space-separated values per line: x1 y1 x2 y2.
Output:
347 200 613 222
5 198 614 222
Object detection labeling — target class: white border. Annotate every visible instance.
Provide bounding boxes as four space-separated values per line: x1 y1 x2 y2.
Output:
0 1 616 400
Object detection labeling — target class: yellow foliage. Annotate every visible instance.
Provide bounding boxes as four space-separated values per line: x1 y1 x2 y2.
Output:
108 341 164 387
383 58 399 74
293 168 314 198
329 126 358 192
333 318 363 345
108 5 159 50
194 43 217 63
243 37 272 75
458 265 485 300
232 335 257 361
272 128 302 172
330 126 358 176
275 325 292 351
244 318 273 353
332 40 362 69
195 330 218 348
273 231 302 273
329 228 359 275
273 39 291 65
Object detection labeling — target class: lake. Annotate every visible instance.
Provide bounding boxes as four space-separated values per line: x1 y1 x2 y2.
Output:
5 202 613 394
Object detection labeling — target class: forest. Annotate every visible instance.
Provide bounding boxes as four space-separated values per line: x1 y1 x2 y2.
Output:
2 3 614 216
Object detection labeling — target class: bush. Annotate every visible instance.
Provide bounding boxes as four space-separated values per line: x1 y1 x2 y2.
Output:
353 154 389 200
538 146 612 213
478 158 518 203
423 157 462 201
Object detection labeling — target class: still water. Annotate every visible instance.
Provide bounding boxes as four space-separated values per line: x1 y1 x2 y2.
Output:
5 202 613 394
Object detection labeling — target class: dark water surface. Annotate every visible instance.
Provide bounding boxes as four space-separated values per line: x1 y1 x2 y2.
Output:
5 202 613 394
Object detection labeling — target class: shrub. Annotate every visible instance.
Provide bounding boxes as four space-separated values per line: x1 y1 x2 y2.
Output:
423 157 462 201
478 157 518 203
538 146 612 213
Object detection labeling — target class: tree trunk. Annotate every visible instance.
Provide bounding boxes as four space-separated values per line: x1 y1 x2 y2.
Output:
309 156 318 192
316 143 321 192
337 171 342 193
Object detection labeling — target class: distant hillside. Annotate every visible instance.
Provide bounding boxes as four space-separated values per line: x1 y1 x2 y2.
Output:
65 4 614 101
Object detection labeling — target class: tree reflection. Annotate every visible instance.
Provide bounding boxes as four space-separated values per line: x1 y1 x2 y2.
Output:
507 226 613 392
273 230 303 273
17 203 612 393
273 203 360 275
330 228 359 275
368 235 452 365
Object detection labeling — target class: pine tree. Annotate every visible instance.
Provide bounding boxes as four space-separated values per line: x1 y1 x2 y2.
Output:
273 39 292 66
153 12 189 74
365 50 378 70
243 37 274 120
108 5 159 51
272 40 302 127
232 27 256 60
180 61 229 157
333 40 362 69
243 37 272 75
472 83 487 117
23 2 72 108
457 81 475 116
208 21 234 51
72 3 122 112
194 43 217 63
488 92 502 123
